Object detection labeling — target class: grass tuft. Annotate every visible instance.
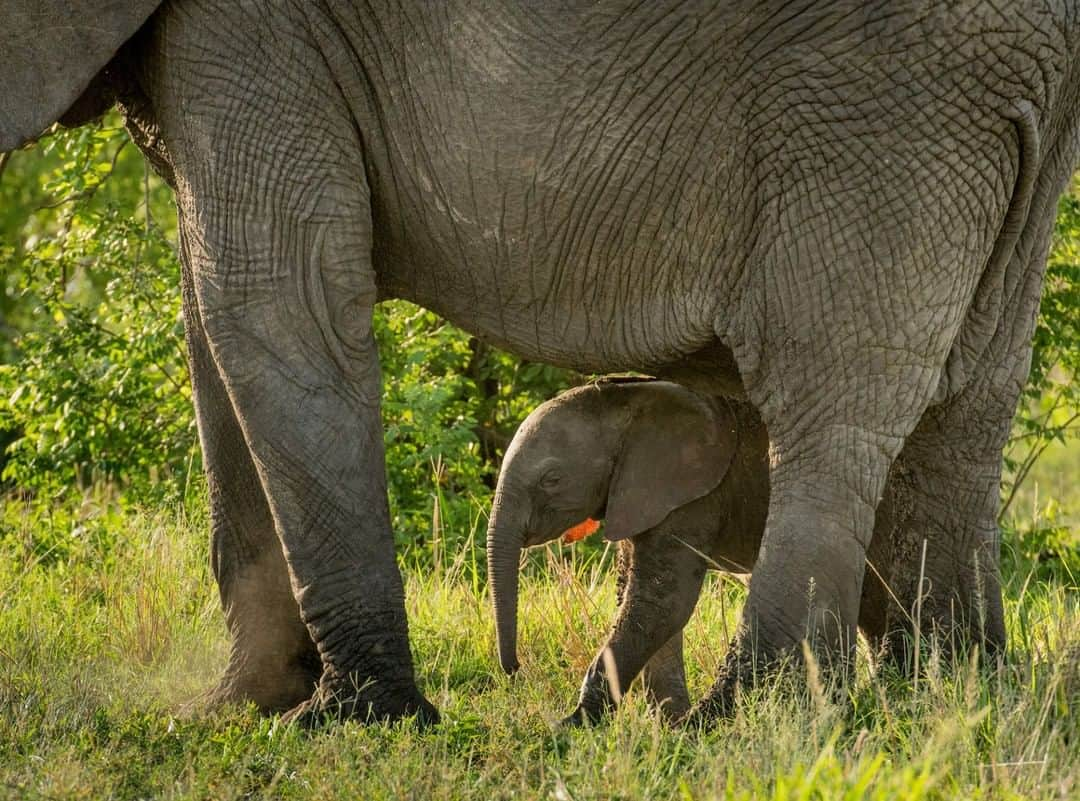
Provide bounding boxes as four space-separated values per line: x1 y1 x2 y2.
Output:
0 501 1077 800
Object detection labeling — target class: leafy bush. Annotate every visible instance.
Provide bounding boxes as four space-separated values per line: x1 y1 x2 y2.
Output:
376 303 576 551
0 122 194 503
1002 182 1080 516
999 180 1080 578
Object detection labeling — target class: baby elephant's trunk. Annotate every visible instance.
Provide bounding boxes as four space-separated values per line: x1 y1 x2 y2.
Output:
487 497 526 675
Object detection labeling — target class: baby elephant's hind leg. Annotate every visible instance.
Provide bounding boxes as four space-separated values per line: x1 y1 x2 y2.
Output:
641 632 691 723
565 531 706 724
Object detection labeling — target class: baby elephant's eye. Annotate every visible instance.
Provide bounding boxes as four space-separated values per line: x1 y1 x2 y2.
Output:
539 470 562 490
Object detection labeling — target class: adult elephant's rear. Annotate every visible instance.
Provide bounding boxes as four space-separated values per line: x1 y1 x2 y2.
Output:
4 1 1079 724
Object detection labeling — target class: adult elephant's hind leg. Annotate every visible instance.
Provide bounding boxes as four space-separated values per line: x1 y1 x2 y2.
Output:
859 139 1069 665
864 410 1008 668
182 260 319 713
690 140 1011 723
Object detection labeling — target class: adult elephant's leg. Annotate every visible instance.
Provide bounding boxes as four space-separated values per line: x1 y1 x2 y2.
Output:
690 331 949 722
865 409 1008 666
158 36 435 728
700 399 911 705
180 189 434 723
181 256 319 712
859 123 1071 665
689 128 1026 722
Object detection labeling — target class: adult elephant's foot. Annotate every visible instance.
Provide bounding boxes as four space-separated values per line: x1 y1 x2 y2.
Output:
206 553 325 714
282 677 439 728
206 648 322 714
859 416 1009 670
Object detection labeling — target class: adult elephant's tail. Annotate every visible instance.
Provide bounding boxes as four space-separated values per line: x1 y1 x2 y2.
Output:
935 99 1041 403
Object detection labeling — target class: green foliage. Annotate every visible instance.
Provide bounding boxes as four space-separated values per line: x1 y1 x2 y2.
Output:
0 127 192 499
376 303 574 551
999 179 1080 576
0 122 194 503
1002 498 1080 587
376 303 487 548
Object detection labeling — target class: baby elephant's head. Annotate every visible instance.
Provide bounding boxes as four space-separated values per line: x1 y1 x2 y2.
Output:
487 380 739 674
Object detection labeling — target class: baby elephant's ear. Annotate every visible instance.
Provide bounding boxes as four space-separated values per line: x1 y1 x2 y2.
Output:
604 389 737 541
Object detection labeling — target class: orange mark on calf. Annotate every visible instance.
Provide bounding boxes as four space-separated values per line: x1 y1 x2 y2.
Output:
561 518 601 544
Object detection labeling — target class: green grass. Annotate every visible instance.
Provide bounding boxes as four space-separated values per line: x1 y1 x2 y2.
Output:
1 501 1077 800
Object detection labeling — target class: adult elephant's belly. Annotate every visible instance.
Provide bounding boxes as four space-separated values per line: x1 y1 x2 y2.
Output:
370 138 745 389
374 190 740 387
359 0 751 388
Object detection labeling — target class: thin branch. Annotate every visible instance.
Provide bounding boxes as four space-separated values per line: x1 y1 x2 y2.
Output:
999 409 1080 523
1007 390 1065 446
38 139 128 210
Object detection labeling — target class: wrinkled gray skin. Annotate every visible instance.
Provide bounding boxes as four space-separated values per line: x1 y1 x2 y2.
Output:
488 379 902 724
488 380 770 723
6 2 1080 726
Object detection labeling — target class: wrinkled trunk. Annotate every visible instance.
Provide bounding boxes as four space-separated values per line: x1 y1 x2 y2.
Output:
487 496 528 675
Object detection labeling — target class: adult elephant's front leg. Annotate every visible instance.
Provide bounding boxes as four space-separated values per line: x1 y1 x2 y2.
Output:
165 82 436 725
184 197 435 723
688 332 948 724
181 257 319 713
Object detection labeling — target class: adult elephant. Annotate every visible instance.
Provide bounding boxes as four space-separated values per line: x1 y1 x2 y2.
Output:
4 1 1079 725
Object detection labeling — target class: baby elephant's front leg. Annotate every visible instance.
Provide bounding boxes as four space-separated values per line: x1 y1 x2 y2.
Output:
564 531 706 724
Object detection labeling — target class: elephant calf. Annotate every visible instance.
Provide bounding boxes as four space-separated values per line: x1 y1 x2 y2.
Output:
486 379 769 723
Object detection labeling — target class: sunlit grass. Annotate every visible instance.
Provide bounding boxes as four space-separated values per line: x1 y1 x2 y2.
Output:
0 501 1077 800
